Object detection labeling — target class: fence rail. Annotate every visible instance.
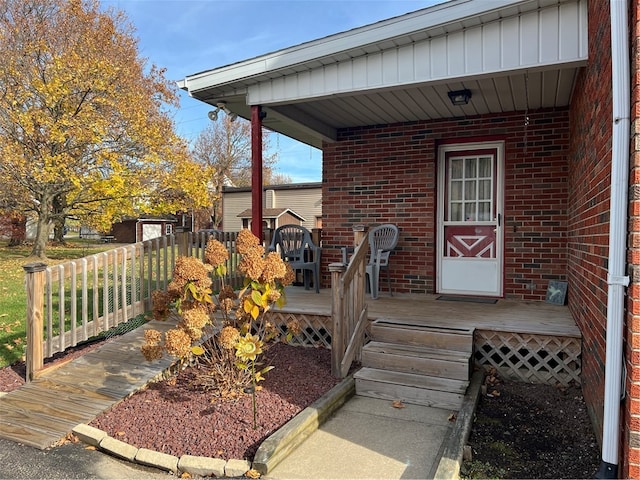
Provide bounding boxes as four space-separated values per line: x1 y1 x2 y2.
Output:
330 226 369 378
23 231 240 380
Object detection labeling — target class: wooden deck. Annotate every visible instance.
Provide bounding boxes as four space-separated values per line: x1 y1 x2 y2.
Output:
279 287 580 338
0 287 580 450
0 318 179 450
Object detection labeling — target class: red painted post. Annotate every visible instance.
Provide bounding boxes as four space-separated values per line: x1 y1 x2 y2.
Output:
251 105 263 242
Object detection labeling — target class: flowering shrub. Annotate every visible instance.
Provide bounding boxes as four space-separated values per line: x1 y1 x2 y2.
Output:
142 229 300 405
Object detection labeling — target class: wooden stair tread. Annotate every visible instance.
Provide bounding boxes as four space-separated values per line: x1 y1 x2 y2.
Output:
363 341 469 361
370 319 474 353
354 367 468 394
372 318 474 336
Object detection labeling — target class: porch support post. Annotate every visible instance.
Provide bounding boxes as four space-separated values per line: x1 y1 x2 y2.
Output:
251 105 264 242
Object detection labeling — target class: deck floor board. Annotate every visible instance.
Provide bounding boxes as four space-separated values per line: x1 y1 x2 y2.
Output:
279 288 579 337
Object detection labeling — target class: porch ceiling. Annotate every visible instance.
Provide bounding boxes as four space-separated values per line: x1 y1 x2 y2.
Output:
179 0 588 149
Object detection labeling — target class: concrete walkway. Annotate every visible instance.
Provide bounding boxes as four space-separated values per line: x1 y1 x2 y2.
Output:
266 396 453 479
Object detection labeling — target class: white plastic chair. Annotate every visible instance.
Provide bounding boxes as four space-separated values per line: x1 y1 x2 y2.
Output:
366 224 399 299
341 224 399 299
268 224 321 293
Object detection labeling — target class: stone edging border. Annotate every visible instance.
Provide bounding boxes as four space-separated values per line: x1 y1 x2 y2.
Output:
433 369 484 480
72 376 356 478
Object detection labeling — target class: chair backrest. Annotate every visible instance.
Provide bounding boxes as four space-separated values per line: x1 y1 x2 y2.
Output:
368 224 399 266
270 224 315 262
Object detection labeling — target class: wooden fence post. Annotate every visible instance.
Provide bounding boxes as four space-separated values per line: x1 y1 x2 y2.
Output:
24 262 47 381
352 224 366 250
330 262 346 377
176 231 189 257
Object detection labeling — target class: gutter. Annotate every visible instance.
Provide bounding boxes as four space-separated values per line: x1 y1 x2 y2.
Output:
596 1 631 478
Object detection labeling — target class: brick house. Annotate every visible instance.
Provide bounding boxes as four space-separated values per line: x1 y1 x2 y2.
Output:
178 0 639 476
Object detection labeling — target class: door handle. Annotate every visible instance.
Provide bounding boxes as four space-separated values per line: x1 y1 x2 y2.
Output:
497 213 501 227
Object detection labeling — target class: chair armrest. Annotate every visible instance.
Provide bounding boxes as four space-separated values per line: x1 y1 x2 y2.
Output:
341 246 354 265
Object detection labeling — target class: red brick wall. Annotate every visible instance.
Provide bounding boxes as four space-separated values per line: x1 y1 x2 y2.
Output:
321 108 569 300
566 0 623 473
627 1 640 478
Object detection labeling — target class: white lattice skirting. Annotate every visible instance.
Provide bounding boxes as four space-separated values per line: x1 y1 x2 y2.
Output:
265 312 581 386
474 330 582 386
265 311 334 349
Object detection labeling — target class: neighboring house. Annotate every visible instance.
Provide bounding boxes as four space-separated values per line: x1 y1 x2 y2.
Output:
110 217 177 243
236 207 305 231
178 0 638 476
222 183 322 232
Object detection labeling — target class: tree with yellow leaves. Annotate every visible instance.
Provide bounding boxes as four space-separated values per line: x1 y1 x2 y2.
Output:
0 0 208 257
191 117 290 229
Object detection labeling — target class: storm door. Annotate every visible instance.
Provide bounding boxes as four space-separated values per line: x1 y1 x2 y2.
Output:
437 142 504 297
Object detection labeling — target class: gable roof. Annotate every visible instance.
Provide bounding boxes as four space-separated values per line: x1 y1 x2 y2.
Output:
237 208 306 222
179 0 588 148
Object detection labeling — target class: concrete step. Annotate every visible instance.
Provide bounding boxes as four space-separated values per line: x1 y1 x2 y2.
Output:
354 367 467 410
370 319 474 354
362 341 472 381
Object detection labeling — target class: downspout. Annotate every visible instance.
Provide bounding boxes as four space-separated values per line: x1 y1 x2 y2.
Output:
596 1 631 478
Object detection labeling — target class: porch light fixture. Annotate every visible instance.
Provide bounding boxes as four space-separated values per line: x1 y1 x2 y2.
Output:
208 102 237 122
447 89 472 106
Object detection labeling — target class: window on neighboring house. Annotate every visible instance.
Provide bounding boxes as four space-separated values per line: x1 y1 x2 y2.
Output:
165 224 172 235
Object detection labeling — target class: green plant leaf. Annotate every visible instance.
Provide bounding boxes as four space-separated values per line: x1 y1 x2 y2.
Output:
251 289 262 305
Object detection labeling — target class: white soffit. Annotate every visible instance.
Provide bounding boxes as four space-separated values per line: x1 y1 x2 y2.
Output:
247 0 587 105
180 0 587 103
178 0 588 148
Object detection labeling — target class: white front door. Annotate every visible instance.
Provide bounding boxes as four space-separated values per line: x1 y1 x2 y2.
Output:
437 142 504 297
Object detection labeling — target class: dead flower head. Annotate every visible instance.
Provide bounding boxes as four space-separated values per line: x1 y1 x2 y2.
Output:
238 245 266 281
205 239 229 268
261 251 287 283
151 290 174 320
164 328 192 358
219 326 240 349
236 229 261 255
171 256 213 291
282 263 295 286
286 319 302 336
141 329 164 361
180 305 211 340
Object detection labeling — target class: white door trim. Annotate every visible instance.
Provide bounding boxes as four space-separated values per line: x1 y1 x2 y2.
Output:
436 141 504 297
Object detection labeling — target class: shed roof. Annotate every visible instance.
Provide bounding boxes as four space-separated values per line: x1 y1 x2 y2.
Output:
179 0 588 149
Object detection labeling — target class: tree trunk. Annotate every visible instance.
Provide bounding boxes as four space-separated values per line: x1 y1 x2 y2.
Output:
52 194 67 243
30 196 53 258
52 219 65 243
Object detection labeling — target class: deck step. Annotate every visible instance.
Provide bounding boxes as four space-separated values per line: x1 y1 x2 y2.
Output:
370 319 474 354
362 341 472 381
354 367 467 410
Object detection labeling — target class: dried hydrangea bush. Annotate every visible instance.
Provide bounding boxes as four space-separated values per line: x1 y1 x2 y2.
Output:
142 229 301 401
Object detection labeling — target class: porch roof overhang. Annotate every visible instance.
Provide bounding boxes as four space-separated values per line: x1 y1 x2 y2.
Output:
178 0 588 149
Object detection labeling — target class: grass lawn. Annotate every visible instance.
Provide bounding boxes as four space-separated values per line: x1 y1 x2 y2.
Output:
0 238 117 368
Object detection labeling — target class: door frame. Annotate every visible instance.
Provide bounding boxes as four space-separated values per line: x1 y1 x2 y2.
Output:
436 141 505 297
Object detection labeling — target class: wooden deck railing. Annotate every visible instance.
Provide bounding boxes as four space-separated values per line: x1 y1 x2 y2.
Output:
330 226 368 378
23 231 241 380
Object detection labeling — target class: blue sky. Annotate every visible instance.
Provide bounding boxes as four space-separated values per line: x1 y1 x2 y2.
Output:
103 0 445 182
